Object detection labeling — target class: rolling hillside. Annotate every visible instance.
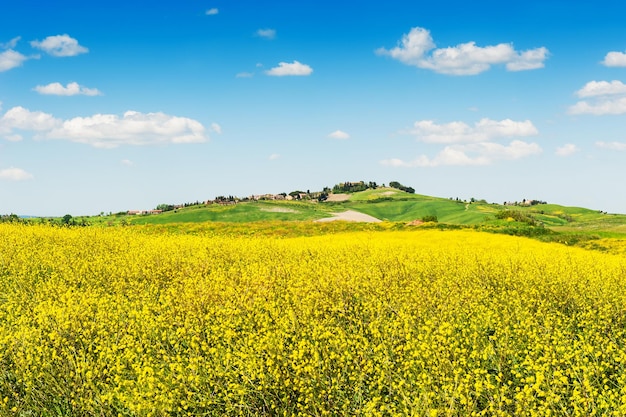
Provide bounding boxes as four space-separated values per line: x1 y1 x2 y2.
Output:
122 187 626 238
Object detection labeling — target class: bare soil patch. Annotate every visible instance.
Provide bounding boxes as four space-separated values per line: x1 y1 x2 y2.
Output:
315 210 381 223
325 193 351 202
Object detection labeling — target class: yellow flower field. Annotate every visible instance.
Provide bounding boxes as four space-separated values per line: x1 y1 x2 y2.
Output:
1 224 626 416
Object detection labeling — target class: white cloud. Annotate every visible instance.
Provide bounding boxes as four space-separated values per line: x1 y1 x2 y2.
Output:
0 106 61 135
0 36 21 49
596 141 626 151
30 34 88 57
33 82 102 96
602 50 626 67
269 153 280 160
0 49 28 72
328 130 350 140
0 107 209 148
376 27 548 75
576 80 626 98
506 47 550 71
556 143 579 156
380 158 408 167
5 134 23 142
0 167 33 181
206 8 219 15
385 117 541 168
376 27 435 66
236 72 254 78
569 97 626 115
256 29 276 40
121 159 133 166
407 118 538 144
381 140 541 167
266 61 313 76
570 80 626 115
210 122 222 134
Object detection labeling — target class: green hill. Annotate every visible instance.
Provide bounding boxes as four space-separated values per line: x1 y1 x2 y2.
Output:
120 187 626 238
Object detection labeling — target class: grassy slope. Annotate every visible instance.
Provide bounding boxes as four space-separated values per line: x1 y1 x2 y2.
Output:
344 188 499 223
122 187 626 240
129 201 335 225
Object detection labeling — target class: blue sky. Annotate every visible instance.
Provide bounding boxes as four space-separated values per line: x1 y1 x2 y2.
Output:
2 0 626 216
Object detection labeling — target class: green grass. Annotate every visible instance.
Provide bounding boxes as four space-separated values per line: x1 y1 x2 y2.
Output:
118 191 626 234
128 201 337 225
38 188 626 246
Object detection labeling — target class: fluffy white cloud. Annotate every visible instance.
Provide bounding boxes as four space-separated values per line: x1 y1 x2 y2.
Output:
30 34 88 57
381 140 541 167
407 118 538 144
596 141 626 151
385 117 541 168
256 29 276 40
556 143 580 156
328 130 350 140
569 97 626 115
376 27 435 66
33 82 102 96
570 80 626 115
0 107 209 148
602 51 626 67
576 80 626 98
0 49 28 72
206 8 219 15
0 167 33 181
506 47 550 71
376 27 548 75
47 111 207 148
266 61 313 76
0 106 61 135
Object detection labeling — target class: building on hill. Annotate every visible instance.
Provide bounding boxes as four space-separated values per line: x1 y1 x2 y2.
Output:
127 209 162 215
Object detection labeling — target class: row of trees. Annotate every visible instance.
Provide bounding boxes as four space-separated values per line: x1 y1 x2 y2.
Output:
0 214 88 227
388 181 415 194
331 181 380 194
153 180 417 210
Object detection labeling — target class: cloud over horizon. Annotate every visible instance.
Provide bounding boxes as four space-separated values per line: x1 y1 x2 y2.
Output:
0 107 209 148
376 27 549 75
0 167 34 181
406 118 538 144
382 117 540 167
381 140 541 167
596 141 626 151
